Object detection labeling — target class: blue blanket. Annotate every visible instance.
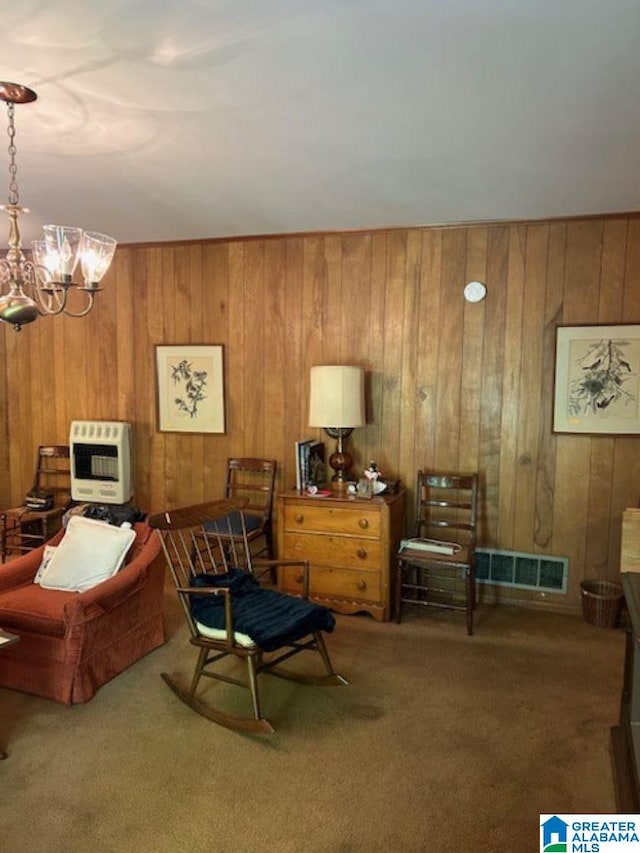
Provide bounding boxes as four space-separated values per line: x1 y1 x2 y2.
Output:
190 570 335 652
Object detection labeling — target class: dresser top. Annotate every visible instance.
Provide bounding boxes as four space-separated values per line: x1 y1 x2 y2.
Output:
279 488 405 507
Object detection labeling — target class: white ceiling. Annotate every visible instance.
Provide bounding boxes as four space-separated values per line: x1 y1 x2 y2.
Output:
1 0 640 249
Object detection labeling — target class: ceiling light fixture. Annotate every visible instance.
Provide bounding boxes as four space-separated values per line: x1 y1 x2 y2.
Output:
0 81 117 332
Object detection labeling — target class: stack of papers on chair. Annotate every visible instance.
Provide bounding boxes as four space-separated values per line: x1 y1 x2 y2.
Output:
399 538 461 555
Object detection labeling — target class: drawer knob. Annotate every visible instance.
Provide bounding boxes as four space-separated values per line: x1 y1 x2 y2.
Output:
356 580 367 591
359 518 369 529
295 513 304 524
356 548 367 560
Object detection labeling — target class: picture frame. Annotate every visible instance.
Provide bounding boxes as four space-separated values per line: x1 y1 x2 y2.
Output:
553 324 640 435
155 344 225 434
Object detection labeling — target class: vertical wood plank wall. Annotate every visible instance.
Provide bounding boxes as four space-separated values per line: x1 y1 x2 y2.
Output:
2 215 640 611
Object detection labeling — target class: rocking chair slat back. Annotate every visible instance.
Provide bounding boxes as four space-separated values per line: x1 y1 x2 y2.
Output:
149 499 252 639
151 499 250 578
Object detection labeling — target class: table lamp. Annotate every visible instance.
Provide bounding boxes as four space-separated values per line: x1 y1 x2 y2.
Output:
308 365 365 492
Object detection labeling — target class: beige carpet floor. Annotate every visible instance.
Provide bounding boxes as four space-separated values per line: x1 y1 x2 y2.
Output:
0 593 625 853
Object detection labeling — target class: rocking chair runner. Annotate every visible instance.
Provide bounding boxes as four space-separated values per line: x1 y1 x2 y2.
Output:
148 499 347 734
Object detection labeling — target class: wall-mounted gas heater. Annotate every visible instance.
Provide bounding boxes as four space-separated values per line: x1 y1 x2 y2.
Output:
69 421 133 505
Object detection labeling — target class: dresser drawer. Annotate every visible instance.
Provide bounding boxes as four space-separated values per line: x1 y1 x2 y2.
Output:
282 503 381 538
283 531 382 570
277 489 406 622
281 565 381 603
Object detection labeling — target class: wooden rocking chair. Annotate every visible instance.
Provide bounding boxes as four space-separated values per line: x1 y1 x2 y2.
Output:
148 500 347 734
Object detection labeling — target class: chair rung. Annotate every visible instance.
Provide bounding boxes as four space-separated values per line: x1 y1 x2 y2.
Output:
400 596 466 613
401 582 463 595
201 670 249 689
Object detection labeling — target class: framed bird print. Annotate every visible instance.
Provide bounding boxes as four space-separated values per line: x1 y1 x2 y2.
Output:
553 324 640 434
155 344 226 434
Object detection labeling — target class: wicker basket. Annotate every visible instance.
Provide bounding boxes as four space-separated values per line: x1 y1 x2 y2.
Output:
580 580 624 629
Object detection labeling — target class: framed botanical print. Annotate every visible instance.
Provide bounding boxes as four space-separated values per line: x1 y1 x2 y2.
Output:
155 344 225 434
553 324 640 434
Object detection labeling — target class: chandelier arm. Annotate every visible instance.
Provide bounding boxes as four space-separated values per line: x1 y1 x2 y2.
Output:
22 271 97 319
32 283 97 318
31 279 96 318
56 288 96 319
32 283 68 316
18 258 65 316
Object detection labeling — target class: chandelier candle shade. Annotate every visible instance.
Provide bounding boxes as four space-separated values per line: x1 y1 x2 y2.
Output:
308 365 366 492
0 81 117 331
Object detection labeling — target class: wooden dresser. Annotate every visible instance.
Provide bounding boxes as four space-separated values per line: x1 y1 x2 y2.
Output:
276 489 406 622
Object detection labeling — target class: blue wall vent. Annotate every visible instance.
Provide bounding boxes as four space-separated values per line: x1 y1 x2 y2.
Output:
475 549 568 594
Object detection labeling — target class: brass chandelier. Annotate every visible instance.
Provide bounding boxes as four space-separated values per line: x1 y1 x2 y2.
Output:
0 81 117 331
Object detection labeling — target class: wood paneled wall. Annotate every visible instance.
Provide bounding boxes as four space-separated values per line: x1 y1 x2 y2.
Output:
2 215 640 611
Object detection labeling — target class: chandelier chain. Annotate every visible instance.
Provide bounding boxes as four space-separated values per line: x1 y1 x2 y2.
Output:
6 101 18 207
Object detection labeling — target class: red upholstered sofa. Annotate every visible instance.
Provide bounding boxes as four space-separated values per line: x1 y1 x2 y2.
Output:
0 521 164 704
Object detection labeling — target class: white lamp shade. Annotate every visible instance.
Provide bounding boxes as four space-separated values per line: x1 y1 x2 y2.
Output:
309 365 365 428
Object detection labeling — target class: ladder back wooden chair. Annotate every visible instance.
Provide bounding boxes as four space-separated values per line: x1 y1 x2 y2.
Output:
148 499 347 734
204 457 276 560
203 457 277 582
396 470 479 635
0 445 72 562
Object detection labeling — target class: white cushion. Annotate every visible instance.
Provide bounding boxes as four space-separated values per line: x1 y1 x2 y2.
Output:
34 545 57 585
38 516 136 593
194 620 256 648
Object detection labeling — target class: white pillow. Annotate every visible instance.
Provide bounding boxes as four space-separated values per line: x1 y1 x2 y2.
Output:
38 516 136 593
34 545 57 585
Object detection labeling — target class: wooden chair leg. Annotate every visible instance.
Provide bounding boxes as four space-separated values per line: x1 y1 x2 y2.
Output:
189 646 208 696
266 537 277 584
314 631 340 679
395 561 403 624
246 655 263 721
0 514 6 563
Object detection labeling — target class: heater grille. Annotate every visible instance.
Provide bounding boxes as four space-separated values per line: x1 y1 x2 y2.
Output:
475 549 567 594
